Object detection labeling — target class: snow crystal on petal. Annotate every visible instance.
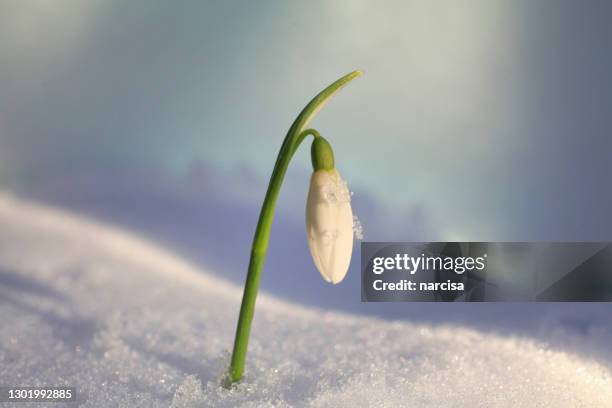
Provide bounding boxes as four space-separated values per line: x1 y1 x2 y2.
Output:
322 177 352 205
352 215 364 240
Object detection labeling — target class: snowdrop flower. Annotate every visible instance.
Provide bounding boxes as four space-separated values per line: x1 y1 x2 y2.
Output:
228 70 362 385
306 136 353 284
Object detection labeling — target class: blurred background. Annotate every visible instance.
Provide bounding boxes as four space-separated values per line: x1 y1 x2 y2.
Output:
1 1 611 346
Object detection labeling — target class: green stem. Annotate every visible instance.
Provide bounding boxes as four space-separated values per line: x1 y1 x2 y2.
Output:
226 70 362 385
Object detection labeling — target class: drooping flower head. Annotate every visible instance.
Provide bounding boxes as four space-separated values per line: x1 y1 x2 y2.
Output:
306 136 354 284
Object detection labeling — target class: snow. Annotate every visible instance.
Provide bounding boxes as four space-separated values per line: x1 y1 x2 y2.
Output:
0 193 611 407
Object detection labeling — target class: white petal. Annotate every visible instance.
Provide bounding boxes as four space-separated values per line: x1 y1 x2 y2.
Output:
305 169 354 284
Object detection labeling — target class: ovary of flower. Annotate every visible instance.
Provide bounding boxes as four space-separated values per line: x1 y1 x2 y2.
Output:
306 168 354 284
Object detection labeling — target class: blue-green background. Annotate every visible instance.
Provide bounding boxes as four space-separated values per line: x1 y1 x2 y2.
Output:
1 1 611 330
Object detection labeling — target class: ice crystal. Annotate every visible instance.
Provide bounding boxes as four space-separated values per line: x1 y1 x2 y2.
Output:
352 214 364 240
322 177 352 205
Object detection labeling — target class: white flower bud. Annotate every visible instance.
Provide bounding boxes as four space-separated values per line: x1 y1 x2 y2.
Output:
305 169 354 284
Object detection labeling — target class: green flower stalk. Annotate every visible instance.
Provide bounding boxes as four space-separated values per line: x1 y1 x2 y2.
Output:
226 70 362 385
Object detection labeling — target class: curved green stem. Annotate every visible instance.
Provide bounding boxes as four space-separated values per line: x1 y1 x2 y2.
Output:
226 70 362 385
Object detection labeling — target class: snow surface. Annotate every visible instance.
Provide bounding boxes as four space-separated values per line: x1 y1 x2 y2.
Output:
0 193 611 407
